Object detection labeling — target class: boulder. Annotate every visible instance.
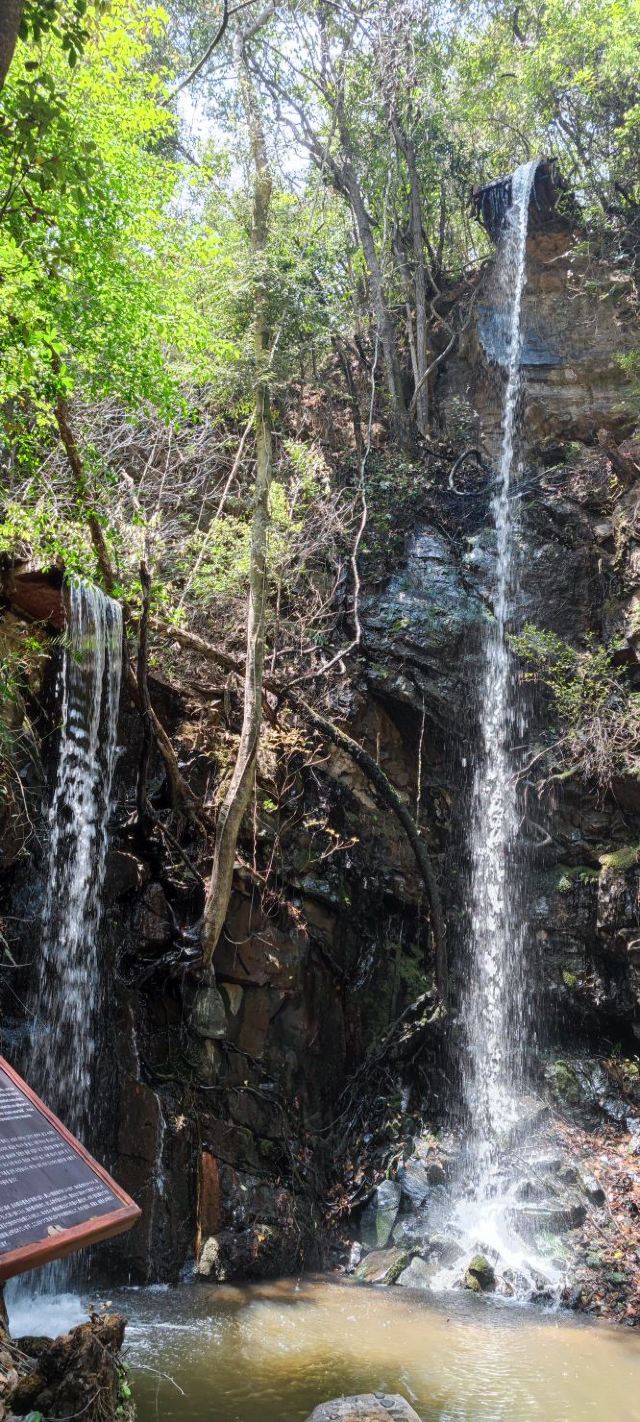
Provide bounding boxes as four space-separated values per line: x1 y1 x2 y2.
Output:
397 1161 430 1206
360 1181 402 1249
464 1254 496 1292
426 1235 465 1267
305 1396 422 1422
354 1248 409 1285
191 979 227 1040
7 1315 128 1422
509 1200 587 1237
196 1224 288 1281
132 882 172 947
580 1172 606 1207
547 1061 584 1107
396 1256 437 1289
105 849 150 899
391 1217 429 1250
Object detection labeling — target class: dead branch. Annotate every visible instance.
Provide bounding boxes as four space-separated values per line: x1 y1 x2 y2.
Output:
54 398 203 824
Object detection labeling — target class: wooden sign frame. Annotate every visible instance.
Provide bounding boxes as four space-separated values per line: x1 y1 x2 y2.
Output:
0 1055 141 1282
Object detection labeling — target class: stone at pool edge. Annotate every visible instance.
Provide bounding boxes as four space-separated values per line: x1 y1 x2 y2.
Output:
396 1256 439 1289
464 1254 496 1292
305 1394 422 1422
355 1246 409 1284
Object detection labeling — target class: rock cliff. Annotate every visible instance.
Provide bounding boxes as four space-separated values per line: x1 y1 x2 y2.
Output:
1 183 639 1309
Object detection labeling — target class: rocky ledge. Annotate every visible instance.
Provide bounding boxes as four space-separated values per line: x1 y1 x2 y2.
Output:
0 1311 132 1422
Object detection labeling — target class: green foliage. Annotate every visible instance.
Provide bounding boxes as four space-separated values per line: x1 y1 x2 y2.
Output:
513 623 640 789
0 0 638 695
514 624 615 721
599 844 640 872
0 630 45 830
0 0 235 463
20 0 96 63
451 0 640 219
0 495 96 573
360 450 433 579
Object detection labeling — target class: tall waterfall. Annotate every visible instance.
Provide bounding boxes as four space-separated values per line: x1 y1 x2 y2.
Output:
423 162 542 1296
463 159 537 1165
30 583 122 1140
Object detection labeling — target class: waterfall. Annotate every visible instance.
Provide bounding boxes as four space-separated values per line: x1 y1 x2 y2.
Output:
30 582 122 1138
462 159 538 1165
8 583 122 1308
13 580 123 1279
424 162 546 1294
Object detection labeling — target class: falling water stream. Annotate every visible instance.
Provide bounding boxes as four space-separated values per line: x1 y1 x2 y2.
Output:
428 162 553 1291
31 582 122 1134
464 159 538 1158
11 582 122 1297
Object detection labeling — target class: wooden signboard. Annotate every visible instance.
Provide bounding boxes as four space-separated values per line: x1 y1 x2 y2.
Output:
0 1056 141 1282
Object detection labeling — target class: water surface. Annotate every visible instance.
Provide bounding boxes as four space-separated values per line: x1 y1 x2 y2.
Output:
98 1277 640 1422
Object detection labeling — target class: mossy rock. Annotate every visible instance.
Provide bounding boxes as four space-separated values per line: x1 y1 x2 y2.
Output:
599 845 640 873
8 1370 46 1410
549 1060 583 1106
355 1247 409 1285
464 1254 495 1291
14 1337 53 1358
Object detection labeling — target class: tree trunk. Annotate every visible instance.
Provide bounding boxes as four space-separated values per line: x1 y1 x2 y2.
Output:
0 0 24 91
390 118 430 437
404 133 430 438
342 159 415 453
200 26 273 970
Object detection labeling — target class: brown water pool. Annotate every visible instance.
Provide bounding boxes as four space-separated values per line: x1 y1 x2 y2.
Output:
105 1276 640 1422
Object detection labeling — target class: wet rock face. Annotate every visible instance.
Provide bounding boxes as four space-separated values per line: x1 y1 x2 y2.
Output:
455 229 638 453
362 527 485 721
97 672 441 1285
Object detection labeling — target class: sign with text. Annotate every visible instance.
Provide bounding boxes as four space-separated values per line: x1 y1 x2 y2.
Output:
0 1056 141 1281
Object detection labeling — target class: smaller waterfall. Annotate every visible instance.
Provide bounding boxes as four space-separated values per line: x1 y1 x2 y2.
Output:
9 583 122 1308
30 581 122 1145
